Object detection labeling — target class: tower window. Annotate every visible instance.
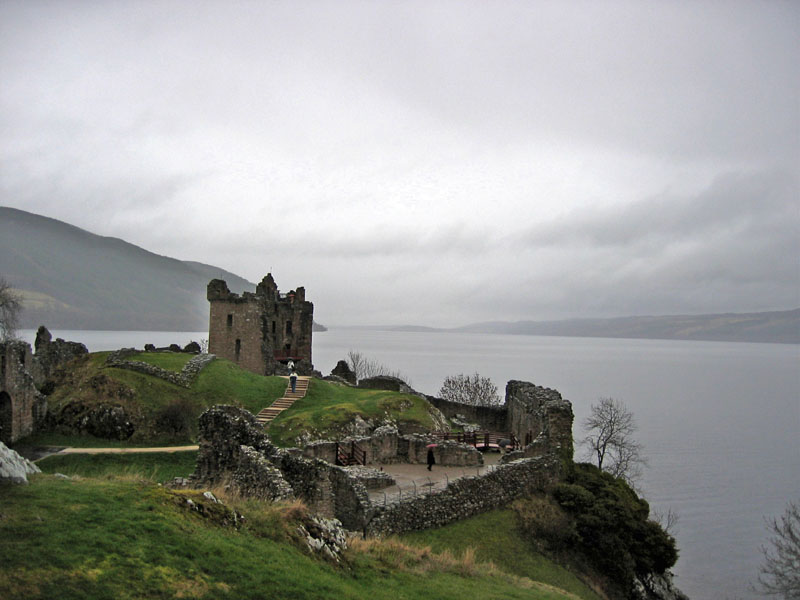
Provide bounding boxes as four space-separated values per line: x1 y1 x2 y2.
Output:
227 314 233 327
235 339 241 361
286 321 292 335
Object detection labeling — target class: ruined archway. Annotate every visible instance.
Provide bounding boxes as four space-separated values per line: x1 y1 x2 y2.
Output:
0 391 13 445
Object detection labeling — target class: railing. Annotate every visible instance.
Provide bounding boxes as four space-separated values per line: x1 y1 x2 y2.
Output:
335 441 366 466
432 431 517 450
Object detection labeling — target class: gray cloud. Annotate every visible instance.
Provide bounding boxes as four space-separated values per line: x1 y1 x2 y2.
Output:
1 1 797 326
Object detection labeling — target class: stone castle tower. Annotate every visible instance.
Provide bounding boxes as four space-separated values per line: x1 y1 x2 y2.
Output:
207 273 314 376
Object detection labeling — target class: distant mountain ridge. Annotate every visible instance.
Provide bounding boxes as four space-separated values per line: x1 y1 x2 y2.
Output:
0 206 257 330
340 309 800 344
450 309 800 344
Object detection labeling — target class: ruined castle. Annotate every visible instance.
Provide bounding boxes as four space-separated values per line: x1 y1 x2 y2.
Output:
0 327 87 444
207 274 314 376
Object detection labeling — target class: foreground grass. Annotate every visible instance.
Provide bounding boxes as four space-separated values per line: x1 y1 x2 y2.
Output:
267 379 436 446
401 509 602 600
1 476 580 600
36 451 198 482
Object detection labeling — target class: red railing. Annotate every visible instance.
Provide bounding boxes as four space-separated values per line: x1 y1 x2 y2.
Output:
432 431 517 450
335 441 366 466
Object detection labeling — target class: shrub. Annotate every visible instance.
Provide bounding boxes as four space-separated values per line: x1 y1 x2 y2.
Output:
154 397 198 438
438 373 501 407
513 496 576 550
553 463 677 589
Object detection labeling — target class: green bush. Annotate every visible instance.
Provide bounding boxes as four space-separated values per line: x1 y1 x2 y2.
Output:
514 496 576 551
552 463 677 590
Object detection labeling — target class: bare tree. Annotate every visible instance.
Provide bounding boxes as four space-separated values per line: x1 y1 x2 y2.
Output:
0 277 22 341
756 500 800 599
346 350 410 384
582 397 647 485
438 373 501 407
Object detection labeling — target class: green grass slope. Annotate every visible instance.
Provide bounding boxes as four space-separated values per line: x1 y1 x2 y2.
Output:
28 352 442 447
401 509 602 600
267 378 440 446
1 474 584 600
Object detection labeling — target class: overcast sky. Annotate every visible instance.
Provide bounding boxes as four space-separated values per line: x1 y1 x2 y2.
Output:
1 1 798 327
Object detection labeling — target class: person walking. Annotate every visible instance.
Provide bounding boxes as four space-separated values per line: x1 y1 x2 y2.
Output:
290 370 298 394
427 447 435 471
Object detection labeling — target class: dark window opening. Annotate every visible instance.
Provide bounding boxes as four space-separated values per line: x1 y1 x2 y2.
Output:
235 339 241 361
286 321 292 335
227 314 233 327
0 391 12 445
272 321 276 334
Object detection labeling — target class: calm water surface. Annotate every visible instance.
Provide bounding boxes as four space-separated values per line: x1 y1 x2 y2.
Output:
23 328 800 600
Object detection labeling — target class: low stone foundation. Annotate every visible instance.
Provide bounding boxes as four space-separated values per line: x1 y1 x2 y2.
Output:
105 349 216 388
302 426 483 467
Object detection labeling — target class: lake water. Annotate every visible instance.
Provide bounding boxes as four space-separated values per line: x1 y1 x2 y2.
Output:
21 328 800 599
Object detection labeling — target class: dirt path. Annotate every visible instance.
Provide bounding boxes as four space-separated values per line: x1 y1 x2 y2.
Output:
58 445 199 454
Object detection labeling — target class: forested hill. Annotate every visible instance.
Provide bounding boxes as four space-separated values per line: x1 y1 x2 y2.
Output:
0 206 255 330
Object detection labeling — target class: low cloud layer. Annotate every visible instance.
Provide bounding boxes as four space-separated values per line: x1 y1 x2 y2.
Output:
1 1 797 326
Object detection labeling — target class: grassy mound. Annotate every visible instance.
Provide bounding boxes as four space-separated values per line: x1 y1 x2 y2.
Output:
1 473 586 600
267 379 439 446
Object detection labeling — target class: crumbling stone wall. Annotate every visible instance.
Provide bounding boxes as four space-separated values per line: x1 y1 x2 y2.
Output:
0 341 46 444
207 273 314 376
192 405 369 530
31 326 88 388
365 454 562 536
426 396 508 432
505 380 574 461
302 426 483 467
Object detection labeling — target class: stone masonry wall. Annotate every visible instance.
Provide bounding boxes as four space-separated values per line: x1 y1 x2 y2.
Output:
105 349 216 388
426 396 508 432
208 274 314 376
505 380 574 461
365 454 562 536
302 426 482 467
193 405 369 530
31 326 88 388
0 341 46 444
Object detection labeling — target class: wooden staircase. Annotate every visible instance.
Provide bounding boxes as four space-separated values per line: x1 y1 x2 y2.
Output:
256 376 309 426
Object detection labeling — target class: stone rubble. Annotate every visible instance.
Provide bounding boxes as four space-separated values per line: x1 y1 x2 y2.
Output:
0 440 41 484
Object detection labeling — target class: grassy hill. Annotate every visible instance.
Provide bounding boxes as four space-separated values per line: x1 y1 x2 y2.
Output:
7 352 679 600
26 351 444 447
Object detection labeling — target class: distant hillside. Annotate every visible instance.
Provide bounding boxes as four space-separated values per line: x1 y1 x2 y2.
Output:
452 309 800 344
0 206 258 330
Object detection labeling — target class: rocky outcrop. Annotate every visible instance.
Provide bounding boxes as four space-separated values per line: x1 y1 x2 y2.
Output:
52 400 136 440
633 571 690 600
0 440 41 484
330 360 356 385
358 375 416 393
